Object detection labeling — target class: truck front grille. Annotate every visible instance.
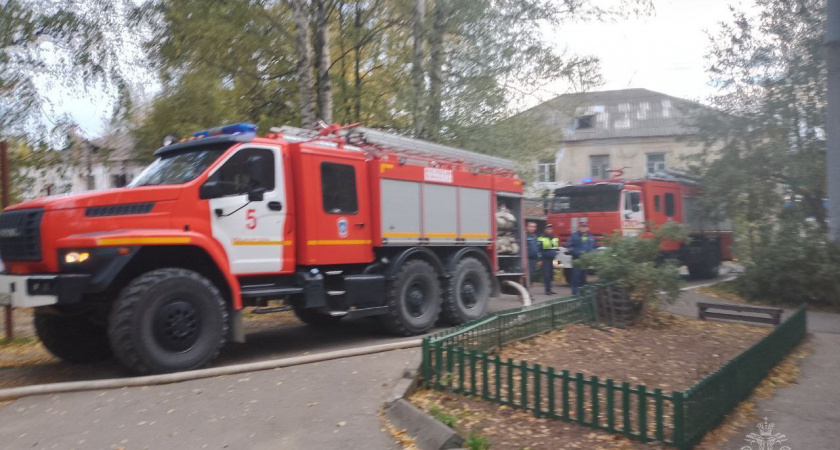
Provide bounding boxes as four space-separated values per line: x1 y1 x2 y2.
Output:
0 209 44 262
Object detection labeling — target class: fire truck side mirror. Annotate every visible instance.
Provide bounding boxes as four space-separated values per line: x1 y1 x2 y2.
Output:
248 187 266 202
199 181 224 199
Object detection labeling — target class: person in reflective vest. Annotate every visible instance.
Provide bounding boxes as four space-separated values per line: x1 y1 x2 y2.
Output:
566 219 599 294
537 223 560 295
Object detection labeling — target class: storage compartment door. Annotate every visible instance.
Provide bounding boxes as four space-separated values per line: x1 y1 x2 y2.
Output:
423 183 457 244
458 187 492 244
381 179 421 245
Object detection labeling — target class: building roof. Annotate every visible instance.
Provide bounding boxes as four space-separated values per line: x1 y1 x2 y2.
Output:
520 88 712 142
89 132 136 162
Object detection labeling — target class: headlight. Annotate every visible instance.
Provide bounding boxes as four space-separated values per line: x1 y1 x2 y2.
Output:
64 251 91 264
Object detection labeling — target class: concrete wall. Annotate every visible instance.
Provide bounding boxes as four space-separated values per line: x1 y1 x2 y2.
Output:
530 135 702 194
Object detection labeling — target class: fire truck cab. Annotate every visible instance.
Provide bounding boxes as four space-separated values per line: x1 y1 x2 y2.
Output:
0 123 526 374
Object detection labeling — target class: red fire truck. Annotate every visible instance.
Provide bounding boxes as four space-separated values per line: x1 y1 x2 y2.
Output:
0 123 526 374
547 177 733 279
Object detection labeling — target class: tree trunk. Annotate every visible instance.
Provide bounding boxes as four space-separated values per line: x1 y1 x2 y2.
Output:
426 0 445 140
293 0 317 129
411 0 426 138
353 5 362 123
314 0 333 124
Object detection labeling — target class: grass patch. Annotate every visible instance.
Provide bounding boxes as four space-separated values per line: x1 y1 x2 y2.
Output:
465 432 492 450
428 403 460 428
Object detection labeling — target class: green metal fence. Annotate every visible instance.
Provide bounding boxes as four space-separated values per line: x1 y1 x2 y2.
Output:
421 291 808 449
680 305 807 447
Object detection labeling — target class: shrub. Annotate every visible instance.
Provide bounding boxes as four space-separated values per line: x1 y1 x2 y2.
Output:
579 222 688 317
735 213 840 306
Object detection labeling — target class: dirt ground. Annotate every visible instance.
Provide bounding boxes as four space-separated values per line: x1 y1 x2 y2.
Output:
497 317 770 392
410 316 777 449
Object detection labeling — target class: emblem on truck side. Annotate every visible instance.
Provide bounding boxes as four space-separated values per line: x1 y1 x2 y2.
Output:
337 217 349 238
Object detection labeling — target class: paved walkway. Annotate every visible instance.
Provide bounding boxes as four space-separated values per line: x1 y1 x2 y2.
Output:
722 332 840 449
0 348 418 450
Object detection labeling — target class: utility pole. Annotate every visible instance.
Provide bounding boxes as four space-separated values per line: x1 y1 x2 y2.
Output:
827 0 840 242
0 140 12 341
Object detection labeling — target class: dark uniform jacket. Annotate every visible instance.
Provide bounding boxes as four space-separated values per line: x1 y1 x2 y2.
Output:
566 231 598 259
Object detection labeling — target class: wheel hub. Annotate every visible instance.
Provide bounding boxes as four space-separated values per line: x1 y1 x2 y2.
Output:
460 278 478 309
154 299 201 352
406 281 428 318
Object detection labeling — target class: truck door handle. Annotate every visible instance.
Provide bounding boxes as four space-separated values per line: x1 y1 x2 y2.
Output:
354 223 366 228
268 201 283 211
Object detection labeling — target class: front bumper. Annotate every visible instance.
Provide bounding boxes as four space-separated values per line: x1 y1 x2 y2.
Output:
0 274 90 308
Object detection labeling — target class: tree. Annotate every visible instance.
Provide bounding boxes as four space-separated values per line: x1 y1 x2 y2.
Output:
314 0 334 124
133 0 650 161
579 222 689 320
687 0 827 240
293 0 318 128
410 0 426 137
1 0 137 139
685 0 840 305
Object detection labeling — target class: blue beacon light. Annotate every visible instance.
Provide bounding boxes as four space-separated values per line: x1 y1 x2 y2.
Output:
193 122 258 138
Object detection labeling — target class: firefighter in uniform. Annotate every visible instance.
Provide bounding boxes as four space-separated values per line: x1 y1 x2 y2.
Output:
537 223 560 295
525 221 540 285
566 219 598 294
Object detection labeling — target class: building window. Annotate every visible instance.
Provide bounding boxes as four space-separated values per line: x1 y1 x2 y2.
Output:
637 102 649 119
571 114 595 130
590 155 610 180
662 99 672 118
111 174 128 188
614 113 631 129
536 159 556 183
654 195 661 212
321 162 358 214
646 153 666 174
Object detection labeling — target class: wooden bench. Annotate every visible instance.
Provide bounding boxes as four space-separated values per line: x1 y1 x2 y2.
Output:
697 302 784 325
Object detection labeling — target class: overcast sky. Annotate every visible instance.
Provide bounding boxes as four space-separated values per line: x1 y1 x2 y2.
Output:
62 0 738 138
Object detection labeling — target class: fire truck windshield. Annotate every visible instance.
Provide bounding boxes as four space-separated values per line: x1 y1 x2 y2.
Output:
551 190 621 213
129 146 228 187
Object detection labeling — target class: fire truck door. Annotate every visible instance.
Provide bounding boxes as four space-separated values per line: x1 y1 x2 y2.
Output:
621 190 645 237
204 145 287 275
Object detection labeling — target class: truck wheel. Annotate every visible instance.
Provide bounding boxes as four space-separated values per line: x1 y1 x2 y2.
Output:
688 243 721 280
381 259 441 336
688 262 719 280
108 268 228 375
293 307 342 327
441 257 490 324
34 310 112 363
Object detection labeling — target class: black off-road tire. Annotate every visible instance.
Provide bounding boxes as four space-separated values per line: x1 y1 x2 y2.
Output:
108 268 228 375
293 307 342 327
34 310 112 363
688 243 721 280
381 259 442 336
441 257 491 325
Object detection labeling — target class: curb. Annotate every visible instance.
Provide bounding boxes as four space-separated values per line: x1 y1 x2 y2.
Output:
386 399 464 450
383 346 465 450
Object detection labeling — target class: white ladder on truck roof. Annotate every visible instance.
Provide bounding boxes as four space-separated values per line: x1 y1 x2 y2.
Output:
272 125 518 172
